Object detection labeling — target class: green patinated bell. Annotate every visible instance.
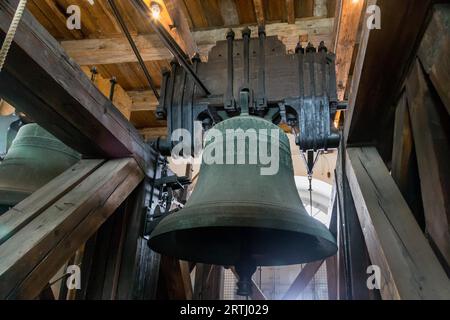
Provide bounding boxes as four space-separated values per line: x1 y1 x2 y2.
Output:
148 115 337 295
0 124 81 210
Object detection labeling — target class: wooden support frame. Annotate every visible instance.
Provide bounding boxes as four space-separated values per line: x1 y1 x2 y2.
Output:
390 91 425 230
406 58 450 268
0 158 144 299
333 0 364 125
0 1 155 175
345 147 450 299
282 260 324 300
344 0 433 160
160 256 193 300
193 264 223 300
417 4 450 115
253 0 265 26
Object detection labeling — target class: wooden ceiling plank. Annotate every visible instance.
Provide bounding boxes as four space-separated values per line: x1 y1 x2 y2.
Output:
334 0 365 101
220 0 240 26
235 0 257 25
253 0 265 26
182 0 208 29
62 17 334 65
157 0 199 58
286 0 295 24
314 0 328 17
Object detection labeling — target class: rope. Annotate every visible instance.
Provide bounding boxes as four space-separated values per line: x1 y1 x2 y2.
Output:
0 0 28 72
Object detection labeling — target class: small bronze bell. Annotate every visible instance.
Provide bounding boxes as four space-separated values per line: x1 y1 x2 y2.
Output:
149 115 337 296
0 124 80 213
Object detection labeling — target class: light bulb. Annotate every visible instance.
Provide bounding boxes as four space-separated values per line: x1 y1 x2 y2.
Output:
151 2 161 20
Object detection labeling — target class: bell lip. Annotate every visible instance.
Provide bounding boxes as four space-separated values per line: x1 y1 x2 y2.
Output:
150 201 336 244
148 225 338 266
148 202 338 266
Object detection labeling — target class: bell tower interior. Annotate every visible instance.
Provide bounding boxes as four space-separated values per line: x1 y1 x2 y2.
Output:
0 0 449 306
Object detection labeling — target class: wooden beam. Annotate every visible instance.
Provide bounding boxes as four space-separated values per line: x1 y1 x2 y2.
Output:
116 180 161 300
61 17 334 65
0 160 105 245
0 158 144 299
81 67 132 120
391 92 425 228
334 0 364 101
0 1 155 175
193 264 223 300
282 260 324 300
314 0 328 17
406 59 450 268
220 0 240 26
417 4 450 115
128 90 159 112
253 0 265 26
346 147 450 300
141 0 198 57
335 140 375 300
286 0 295 24
140 127 168 140
160 256 193 299
344 0 432 160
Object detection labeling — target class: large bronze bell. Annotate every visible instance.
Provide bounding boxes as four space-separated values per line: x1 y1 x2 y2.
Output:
0 124 80 213
149 115 337 295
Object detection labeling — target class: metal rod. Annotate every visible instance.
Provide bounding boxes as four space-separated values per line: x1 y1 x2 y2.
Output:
257 26 266 110
152 20 210 96
109 77 117 101
225 29 235 110
108 0 160 100
132 0 210 96
242 27 251 87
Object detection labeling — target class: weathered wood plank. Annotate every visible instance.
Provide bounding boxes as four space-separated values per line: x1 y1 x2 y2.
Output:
344 0 432 161
128 90 159 111
286 0 295 24
61 17 334 65
0 1 155 175
346 147 450 300
0 158 144 299
220 0 240 26
417 4 450 114
406 59 450 268
0 159 105 245
314 0 328 17
253 0 265 26
334 0 364 101
391 92 425 229
159 0 199 58
160 256 192 300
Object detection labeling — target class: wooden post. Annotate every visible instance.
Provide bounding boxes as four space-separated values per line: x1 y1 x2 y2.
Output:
346 147 450 299
193 264 224 300
406 58 450 269
417 5 450 114
282 260 325 300
391 92 425 230
335 139 374 300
